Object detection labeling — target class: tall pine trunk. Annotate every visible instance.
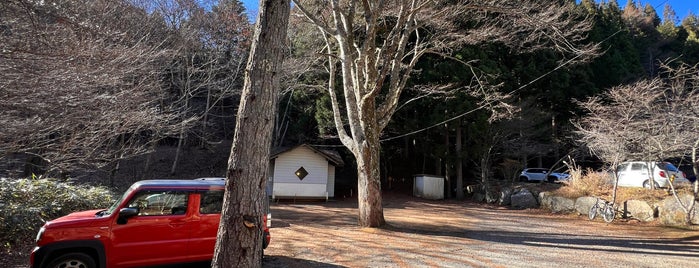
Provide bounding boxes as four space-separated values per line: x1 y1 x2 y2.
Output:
212 0 289 266
456 123 464 200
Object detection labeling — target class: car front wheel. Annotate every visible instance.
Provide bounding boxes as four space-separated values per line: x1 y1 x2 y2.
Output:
47 253 95 268
642 180 660 189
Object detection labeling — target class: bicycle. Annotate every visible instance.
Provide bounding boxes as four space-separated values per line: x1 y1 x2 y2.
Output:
588 198 615 223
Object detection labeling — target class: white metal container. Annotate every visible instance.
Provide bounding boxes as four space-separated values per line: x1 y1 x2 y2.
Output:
413 175 444 200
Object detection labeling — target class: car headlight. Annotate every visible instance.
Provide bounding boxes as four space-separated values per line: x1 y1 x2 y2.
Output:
35 227 45 243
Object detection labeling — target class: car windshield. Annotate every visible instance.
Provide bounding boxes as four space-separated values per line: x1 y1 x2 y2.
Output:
105 184 138 215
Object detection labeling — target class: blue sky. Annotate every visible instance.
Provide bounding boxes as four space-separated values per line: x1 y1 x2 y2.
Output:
241 0 258 21
648 0 699 19
641 0 698 17
241 0 698 22
619 0 698 20
584 0 698 22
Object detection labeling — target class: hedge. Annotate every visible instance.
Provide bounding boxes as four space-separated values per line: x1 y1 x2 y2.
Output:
0 178 115 251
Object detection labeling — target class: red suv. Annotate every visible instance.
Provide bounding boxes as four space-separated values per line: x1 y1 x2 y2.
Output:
30 179 270 268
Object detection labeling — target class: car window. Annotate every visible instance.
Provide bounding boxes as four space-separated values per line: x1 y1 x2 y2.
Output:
199 190 224 214
127 190 188 216
616 163 628 172
657 162 679 172
630 163 646 171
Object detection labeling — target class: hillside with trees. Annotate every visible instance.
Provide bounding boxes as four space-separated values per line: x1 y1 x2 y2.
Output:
4 0 699 264
1 0 698 215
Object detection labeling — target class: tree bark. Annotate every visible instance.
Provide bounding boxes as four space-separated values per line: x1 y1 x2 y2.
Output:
456 123 464 200
444 123 451 199
170 122 186 175
355 134 386 227
691 142 698 224
352 99 386 227
212 0 289 267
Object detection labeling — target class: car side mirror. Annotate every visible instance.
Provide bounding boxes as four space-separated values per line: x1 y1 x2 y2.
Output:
117 207 139 225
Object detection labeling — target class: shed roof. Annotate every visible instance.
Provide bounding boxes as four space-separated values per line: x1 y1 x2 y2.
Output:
271 144 344 167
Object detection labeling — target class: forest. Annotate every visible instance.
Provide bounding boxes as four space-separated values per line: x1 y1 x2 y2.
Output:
2 0 699 195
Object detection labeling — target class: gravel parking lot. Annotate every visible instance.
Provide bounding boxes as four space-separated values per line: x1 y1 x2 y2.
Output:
263 192 699 267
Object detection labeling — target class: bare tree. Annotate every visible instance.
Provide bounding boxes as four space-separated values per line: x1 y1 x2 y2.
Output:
573 82 645 205
289 0 597 227
199 0 252 138
574 63 699 224
135 0 252 174
212 0 289 266
0 0 182 180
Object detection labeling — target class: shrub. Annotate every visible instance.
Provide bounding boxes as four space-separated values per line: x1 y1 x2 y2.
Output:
0 178 115 251
557 168 612 198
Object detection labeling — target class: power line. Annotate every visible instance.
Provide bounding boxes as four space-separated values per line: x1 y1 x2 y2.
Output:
312 18 624 148
655 0 670 10
379 29 622 143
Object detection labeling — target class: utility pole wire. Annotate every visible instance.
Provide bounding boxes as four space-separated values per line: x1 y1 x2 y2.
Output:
378 29 623 143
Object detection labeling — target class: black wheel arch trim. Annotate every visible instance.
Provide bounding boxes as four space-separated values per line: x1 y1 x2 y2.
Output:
32 240 106 268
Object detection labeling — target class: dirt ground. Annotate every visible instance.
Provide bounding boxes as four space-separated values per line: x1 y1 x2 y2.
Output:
263 192 699 268
6 191 698 267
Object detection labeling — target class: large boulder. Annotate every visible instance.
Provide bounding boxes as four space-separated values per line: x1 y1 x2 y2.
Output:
467 184 498 203
540 192 575 213
498 187 513 206
465 184 482 195
622 200 655 222
472 192 485 202
539 191 553 209
575 196 598 216
510 188 538 209
657 194 699 225
485 190 498 204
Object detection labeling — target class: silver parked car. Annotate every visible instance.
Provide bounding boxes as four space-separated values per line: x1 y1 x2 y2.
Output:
615 161 690 188
519 168 570 183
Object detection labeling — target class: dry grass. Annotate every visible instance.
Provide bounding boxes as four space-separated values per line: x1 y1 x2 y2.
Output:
555 168 610 198
553 167 693 203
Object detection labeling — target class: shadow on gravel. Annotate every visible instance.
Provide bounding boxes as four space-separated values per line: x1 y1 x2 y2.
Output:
464 230 699 258
384 223 699 259
264 255 348 268
270 191 699 261
141 256 347 268
272 219 291 228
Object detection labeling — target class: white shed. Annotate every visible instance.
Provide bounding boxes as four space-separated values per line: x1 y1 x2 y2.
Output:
268 144 344 200
413 174 444 200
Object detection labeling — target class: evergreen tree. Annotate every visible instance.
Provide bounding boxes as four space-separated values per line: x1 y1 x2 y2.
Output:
681 13 699 64
658 4 679 39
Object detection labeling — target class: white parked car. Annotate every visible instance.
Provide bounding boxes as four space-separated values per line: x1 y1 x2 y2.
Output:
519 168 570 183
615 161 690 188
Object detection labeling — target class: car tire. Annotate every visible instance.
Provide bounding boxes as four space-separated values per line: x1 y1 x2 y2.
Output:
260 248 265 267
519 177 529 182
642 180 660 189
47 252 95 268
